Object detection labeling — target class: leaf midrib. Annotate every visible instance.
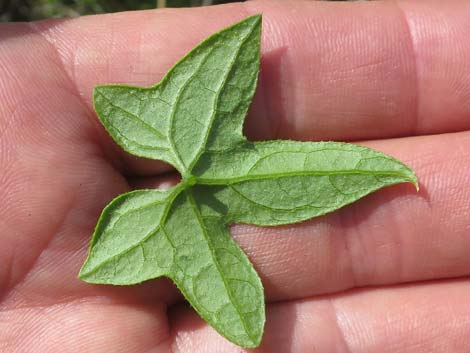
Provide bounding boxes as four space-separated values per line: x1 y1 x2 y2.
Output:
167 47 215 173
195 169 413 185
186 21 259 173
186 189 256 346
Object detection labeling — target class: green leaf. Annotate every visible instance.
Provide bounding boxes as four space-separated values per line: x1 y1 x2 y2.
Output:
80 14 418 348
165 191 264 348
192 140 417 225
93 14 261 173
80 187 264 348
94 86 177 167
79 188 178 284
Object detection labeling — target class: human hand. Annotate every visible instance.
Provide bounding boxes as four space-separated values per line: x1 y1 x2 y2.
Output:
1 1 469 352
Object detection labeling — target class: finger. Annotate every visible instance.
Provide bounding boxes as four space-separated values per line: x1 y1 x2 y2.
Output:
169 279 470 353
4 3 468 309
0 25 177 303
31 0 470 149
127 130 470 303
229 130 470 301
0 298 170 352
9 132 467 317
0 23 132 296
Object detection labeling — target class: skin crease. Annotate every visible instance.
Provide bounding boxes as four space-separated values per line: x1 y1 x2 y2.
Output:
1 0 470 351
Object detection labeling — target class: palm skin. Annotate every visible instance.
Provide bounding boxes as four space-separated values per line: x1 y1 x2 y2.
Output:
1 1 470 352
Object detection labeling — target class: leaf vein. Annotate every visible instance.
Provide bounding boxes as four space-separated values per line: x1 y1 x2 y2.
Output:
96 90 166 139
106 122 170 151
187 22 259 172
167 47 216 172
186 190 256 344
199 170 412 185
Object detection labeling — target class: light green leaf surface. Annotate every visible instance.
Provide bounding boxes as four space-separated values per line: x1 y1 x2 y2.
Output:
93 14 261 173
80 188 264 348
193 140 417 225
80 14 417 348
165 191 264 348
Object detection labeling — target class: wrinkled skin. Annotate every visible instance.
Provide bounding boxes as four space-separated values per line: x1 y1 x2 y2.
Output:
1 1 470 352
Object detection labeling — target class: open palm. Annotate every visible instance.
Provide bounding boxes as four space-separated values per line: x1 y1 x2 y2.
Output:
1 1 470 352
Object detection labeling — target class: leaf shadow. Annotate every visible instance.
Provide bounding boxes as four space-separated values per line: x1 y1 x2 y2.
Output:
167 299 298 353
334 181 430 231
192 185 230 215
248 303 297 353
245 45 290 142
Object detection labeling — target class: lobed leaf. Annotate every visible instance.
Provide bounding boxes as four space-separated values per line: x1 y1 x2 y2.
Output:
80 14 418 349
